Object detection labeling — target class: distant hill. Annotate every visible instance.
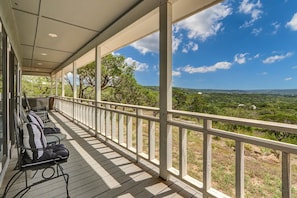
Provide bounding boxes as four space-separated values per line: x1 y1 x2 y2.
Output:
145 86 297 96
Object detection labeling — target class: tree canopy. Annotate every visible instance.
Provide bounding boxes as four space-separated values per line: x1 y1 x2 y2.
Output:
22 75 51 97
65 54 158 106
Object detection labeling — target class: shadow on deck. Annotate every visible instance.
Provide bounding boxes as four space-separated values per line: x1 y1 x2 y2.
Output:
0 111 202 198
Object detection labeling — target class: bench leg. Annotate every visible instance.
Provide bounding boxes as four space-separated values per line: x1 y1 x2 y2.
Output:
2 170 24 198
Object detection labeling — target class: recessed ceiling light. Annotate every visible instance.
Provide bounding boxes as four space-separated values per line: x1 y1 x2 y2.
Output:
41 53 47 56
48 33 58 38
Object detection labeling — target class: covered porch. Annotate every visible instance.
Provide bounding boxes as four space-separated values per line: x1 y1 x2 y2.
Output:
0 0 297 197
0 111 201 198
2 96 296 197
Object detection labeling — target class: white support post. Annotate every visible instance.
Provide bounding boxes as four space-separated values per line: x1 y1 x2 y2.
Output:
100 106 105 136
111 111 116 140
55 74 58 96
105 104 111 139
282 152 291 198
127 116 132 149
95 46 101 137
180 128 187 178
236 141 244 198
73 62 77 121
136 109 143 162
203 119 212 197
118 114 124 144
61 69 65 97
149 120 155 161
159 0 173 180
50 75 53 96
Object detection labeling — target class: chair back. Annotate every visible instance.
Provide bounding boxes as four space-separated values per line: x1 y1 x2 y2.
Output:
13 110 24 170
23 92 32 111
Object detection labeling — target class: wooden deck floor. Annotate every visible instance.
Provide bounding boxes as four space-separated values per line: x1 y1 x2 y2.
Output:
0 112 202 198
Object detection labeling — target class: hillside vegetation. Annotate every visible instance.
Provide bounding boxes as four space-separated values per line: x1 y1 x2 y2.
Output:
146 86 297 144
22 74 297 143
23 75 297 197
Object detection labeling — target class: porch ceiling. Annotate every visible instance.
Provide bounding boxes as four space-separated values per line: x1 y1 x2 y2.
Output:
9 0 221 76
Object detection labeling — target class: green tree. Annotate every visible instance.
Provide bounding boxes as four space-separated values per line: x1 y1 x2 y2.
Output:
65 54 158 106
66 54 133 99
172 88 187 110
22 75 51 96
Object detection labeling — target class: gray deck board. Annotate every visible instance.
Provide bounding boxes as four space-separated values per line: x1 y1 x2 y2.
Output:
0 112 202 198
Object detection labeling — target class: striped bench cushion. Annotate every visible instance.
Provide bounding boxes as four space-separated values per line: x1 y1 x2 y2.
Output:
22 122 47 160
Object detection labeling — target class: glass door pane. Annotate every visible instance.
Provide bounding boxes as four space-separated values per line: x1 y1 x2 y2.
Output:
0 23 3 169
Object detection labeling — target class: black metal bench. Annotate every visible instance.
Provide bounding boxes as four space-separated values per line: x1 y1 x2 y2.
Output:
2 112 70 198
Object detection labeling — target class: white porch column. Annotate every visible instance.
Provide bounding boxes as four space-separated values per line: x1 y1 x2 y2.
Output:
73 62 77 120
50 75 53 96
55 74 58 96
61 69 65 97
73 62 77 98
95 46 102 137
159 0 172 180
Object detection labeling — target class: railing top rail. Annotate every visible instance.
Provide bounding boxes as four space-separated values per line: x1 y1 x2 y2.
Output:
56 96 159 111
169 109 297 134
98 100 159 111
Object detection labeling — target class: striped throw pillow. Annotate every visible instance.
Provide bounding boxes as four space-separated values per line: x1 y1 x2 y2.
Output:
27 111 45 129
22 122 47 160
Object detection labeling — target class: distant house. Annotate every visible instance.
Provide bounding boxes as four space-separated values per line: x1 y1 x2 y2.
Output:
238 104 245 108
237 104 256 110
250 105 257 110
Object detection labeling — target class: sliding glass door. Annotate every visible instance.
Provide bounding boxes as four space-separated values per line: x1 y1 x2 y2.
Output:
0 21 5 170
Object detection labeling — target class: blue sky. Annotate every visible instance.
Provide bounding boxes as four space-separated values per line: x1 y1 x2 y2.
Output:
116 0 297 90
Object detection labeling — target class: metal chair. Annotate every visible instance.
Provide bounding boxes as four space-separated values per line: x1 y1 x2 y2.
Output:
2 112 70 198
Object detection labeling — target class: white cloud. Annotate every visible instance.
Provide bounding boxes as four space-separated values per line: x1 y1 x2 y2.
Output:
125 57 149 71
172 33 182 53
260 72 268 75
130 33 159 54
182 41 199 53
234 53 248 64
292 66 297 69
286 13 297 31
262 52 293 64
254 53 260 58
239 0 263 28
251 27 262 36
130 30 182 55
285 77 292 81
271 21 281 34
130 2 232 54
181 61 232 74
176 3 232 41
172 70 181 77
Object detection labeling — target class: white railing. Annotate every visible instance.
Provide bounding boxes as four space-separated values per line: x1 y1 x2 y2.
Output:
54 96 297 198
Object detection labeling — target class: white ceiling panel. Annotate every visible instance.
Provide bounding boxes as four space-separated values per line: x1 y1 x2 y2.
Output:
41 0 141 31
34 47 72 63
22 66 53 73
32 60 59 69
11 0 40 15
22 60 32 67
13 10 37 46
22 66 54 76
36 17 98 53
21 45 33 60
